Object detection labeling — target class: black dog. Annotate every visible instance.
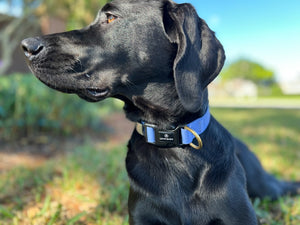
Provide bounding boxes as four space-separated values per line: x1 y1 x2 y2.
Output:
21 0 299 224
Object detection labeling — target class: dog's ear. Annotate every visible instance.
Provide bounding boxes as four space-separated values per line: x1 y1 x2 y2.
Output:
163 2 225 112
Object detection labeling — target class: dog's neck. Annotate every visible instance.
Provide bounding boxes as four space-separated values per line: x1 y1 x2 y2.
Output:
117 88 209 129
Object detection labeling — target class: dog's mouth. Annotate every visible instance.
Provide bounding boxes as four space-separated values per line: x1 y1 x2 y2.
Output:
82 88 110 101
37 76 110 102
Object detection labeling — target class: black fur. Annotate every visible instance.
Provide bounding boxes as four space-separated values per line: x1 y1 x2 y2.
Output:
21 0 299 224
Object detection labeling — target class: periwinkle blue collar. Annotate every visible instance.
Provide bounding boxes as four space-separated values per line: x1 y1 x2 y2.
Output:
135 108 210 149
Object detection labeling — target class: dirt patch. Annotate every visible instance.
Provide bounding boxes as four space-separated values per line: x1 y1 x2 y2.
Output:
102 112 135 144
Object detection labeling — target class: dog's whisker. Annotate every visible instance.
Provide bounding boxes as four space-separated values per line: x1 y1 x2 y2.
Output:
75 58 84 71
125 79 137 89
121 75 137 90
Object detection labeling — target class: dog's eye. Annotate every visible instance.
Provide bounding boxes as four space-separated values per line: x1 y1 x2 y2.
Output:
107 14 117 24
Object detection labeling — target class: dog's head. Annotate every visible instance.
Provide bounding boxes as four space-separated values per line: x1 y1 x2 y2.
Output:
22 0 225 113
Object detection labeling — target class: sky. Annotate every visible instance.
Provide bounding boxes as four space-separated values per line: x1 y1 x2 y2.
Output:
176 0 300 82
0 0 22 16
1 0 300 82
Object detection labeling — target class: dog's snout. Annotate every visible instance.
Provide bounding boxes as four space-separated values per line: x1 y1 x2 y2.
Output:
21 38 45 59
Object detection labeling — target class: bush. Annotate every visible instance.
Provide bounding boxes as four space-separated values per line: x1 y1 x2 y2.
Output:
0 74 122 140
257 83 284 97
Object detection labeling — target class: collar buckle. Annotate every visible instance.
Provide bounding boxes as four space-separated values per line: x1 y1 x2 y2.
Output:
140 123 183 148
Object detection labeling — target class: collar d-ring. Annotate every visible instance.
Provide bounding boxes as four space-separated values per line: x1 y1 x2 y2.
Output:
183 126 203 150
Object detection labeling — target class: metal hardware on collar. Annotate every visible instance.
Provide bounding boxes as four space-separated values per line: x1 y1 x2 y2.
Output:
136 122 183 148
183 126 203 149
135 108 210 150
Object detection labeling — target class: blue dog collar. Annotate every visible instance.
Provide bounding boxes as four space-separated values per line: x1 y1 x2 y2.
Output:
136 108 210 149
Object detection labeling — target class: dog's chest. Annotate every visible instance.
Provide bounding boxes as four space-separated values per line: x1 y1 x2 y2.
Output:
126 135 209 197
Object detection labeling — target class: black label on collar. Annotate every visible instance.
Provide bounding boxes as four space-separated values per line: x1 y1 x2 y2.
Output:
158 131 175 143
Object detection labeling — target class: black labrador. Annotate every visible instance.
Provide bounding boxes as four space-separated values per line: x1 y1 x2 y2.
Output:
21 0 299 224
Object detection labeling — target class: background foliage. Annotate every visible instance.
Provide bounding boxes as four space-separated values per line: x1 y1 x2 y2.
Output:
221 58 275 84
0 74 122 141
36 0 110 29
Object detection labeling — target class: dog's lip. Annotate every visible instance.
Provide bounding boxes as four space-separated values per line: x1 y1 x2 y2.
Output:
36 74 110 101
85 88 110 99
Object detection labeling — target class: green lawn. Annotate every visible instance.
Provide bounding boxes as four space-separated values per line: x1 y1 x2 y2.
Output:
0 108 299 225
210 97 300 109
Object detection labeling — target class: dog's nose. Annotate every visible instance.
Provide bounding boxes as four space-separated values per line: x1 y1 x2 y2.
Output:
21 38 45 59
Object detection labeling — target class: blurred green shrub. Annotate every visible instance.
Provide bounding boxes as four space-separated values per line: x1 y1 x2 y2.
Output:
0 74 122 140
257 83 284 97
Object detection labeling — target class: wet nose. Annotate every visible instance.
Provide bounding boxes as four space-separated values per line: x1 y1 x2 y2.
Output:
21 38 45 59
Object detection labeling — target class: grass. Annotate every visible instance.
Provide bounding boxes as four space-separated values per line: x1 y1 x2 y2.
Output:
210 96 300 109
0 108 299 225
212 108 300 225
